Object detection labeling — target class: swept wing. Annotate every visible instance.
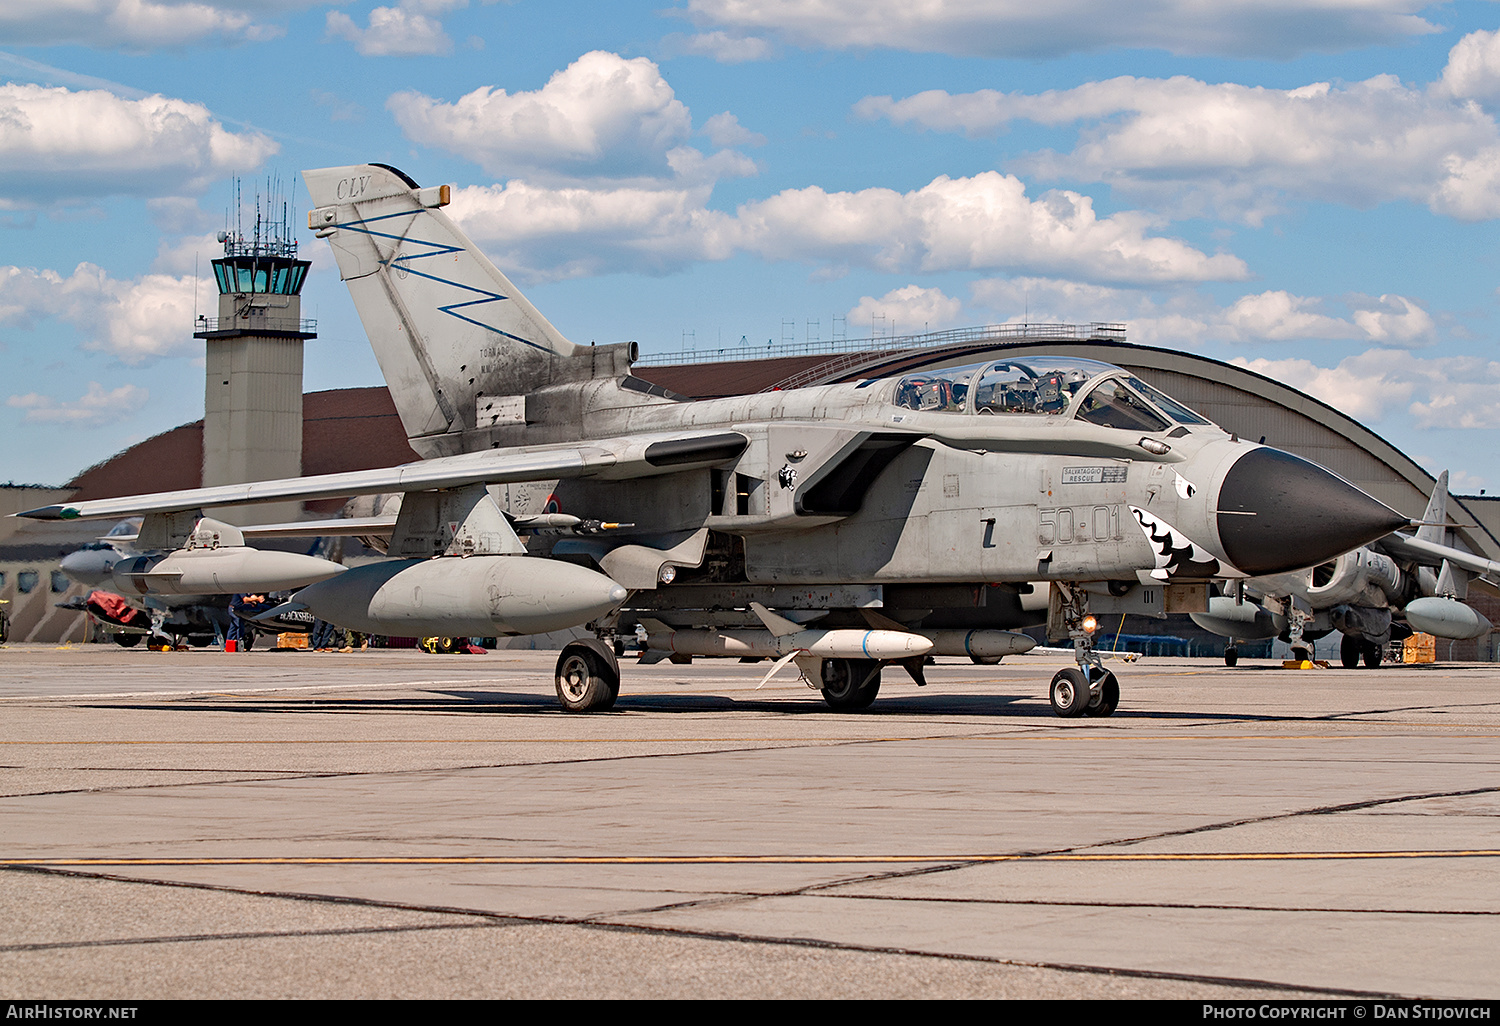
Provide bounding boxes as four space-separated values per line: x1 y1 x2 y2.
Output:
18 430 747 522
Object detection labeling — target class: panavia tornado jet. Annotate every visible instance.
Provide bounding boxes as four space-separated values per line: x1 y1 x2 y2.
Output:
18 163 1409 716
1193 471 1500 667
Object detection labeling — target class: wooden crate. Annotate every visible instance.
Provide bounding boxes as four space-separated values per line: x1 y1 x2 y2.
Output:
1403 632 1435 664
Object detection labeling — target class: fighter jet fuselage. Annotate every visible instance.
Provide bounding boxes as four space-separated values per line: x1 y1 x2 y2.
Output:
23 162 1412 715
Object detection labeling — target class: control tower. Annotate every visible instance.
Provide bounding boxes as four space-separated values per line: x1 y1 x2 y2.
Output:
193 186 316 525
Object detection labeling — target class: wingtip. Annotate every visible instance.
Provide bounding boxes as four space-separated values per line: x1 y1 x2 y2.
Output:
16 505 75 521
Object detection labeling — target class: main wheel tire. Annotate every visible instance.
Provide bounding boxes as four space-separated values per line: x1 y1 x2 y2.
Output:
112 633 141 648
1049 667 1091 718
1084 669 1120 717
1362 640 1383 669
1340 635 1360 669
554 640 620 712
820 658 881 711
1224 646 1239 667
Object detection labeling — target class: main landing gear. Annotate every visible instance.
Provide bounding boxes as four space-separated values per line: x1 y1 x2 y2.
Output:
1340 634 1383 669
554 639 620 712
1049 583 1120 719
817 658 882 711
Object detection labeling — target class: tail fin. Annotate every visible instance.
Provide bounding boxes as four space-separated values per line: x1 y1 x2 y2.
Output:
302 164 631 455
1416 470 1451 545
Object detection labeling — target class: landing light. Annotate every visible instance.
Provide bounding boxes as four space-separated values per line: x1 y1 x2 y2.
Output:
658 564 677 585
1081 615 1098 634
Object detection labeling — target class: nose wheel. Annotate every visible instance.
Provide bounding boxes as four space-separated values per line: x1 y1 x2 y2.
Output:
1050 665 1119 718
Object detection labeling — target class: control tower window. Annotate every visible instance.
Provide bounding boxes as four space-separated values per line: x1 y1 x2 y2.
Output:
212 257 308 296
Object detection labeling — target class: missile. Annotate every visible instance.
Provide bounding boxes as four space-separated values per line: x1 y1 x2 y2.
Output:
511 514 633 536
644 623 933 662
916 629 1035 661
285 555 628 637
1405 596 1494 641
110 547 346 597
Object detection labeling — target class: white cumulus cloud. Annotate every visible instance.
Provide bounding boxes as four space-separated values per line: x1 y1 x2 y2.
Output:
968 279 1435 348
1436 28 1500 106
681 0 1441 59
848 285 963 337
702 112 766 148
0 0 304 49
859 55 1500 223
1230 352 1419 424
0 84 277 208
390 51 697 181
665 30 775 63
0 263 200 363
325 1 458 57
447 172 1247 283
446 180 730 279
1232 349 1500 428
7 382 150 427
733 174 1247 283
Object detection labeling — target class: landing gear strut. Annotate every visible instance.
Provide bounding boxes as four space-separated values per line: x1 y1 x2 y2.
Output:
1285 601 1313 664
1048 583 1119 718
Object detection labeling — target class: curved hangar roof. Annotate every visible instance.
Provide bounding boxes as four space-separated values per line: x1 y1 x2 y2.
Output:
640 338 1500 562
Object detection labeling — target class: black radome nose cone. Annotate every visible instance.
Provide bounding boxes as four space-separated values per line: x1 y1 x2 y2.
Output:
1217 448 1408 576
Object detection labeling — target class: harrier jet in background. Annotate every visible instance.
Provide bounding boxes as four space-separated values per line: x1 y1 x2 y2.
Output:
1193 472 1500 667
56 516 345 646
20 163 1408 716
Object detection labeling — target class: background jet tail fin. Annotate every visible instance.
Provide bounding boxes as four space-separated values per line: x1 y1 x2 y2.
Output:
303 164 630 456
1416 471 1451 545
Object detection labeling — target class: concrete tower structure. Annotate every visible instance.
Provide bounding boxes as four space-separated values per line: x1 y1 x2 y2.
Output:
193 193 315 525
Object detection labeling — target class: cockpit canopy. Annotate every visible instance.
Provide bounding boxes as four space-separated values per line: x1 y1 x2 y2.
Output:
890 357 1211 431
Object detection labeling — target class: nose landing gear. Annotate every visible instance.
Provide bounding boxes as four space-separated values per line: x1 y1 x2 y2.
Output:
1049 583 1120 718
1049 664 1120 718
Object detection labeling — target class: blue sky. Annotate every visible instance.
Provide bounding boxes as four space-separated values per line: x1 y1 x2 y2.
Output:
4 1 1500 492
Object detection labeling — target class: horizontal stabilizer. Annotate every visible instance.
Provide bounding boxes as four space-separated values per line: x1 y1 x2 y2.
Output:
1382 532 1500 578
